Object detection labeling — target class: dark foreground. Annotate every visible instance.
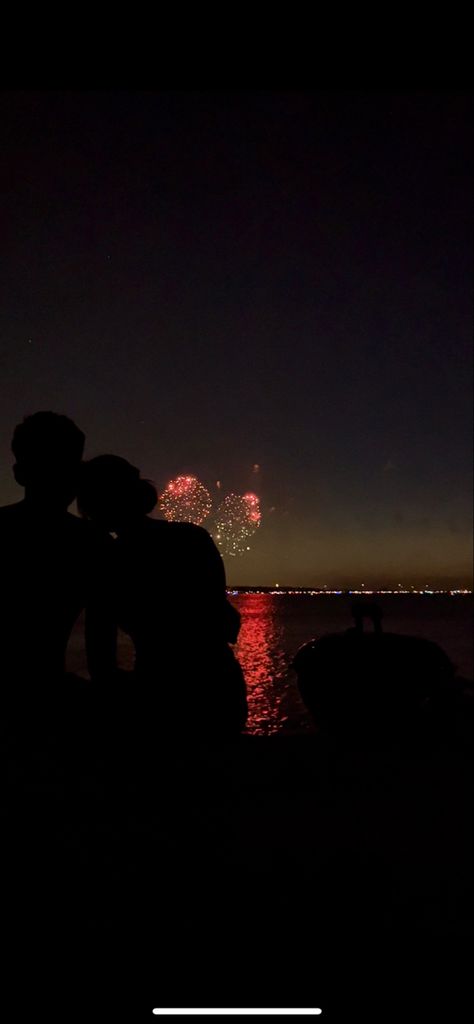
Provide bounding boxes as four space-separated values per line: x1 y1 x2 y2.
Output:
3 691 473 1023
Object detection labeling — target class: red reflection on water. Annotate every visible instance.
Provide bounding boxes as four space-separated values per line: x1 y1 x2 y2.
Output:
233 594 288 734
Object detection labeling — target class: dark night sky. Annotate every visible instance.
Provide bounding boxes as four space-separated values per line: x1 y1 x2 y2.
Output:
0 91 471 586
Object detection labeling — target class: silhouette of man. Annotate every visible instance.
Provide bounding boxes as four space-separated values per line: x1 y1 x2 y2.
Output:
0 412 116 707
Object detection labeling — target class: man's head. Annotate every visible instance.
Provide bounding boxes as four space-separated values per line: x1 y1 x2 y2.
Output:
12 411 85 510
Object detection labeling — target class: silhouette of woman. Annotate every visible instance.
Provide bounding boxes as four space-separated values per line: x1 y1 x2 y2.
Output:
77 455 248 735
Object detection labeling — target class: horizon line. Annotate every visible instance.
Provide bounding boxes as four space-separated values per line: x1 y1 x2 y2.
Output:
226 586 472 594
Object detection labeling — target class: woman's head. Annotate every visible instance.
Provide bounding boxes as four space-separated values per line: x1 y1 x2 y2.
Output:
77 455 157 531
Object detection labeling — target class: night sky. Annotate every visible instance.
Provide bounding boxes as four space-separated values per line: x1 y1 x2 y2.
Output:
0 91 471 586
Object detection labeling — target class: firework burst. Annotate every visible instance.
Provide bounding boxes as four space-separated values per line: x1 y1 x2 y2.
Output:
242 491 262 526
214 492 261 556
159 475 212 525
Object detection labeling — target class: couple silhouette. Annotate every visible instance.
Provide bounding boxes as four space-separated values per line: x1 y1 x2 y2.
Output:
0 411 248 736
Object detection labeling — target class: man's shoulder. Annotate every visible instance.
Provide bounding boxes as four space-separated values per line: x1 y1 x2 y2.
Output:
0 501 25 520
0 501 32 535
64 513 114 550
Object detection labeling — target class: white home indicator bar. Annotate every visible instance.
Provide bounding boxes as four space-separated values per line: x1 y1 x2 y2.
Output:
152 1012 322 1016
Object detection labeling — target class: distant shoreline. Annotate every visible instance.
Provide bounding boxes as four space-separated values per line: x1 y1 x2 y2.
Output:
227 587 472 596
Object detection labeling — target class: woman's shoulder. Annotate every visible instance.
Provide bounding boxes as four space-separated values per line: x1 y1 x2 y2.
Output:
150 519 212 541
145 520 219 561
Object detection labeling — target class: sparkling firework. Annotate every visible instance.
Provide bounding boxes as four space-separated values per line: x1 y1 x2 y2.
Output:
214 492 261 556
242 492 262 526
159 475 212 525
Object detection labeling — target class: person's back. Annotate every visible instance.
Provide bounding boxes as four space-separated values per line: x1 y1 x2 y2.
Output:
115 519 245 733
0 413 115 711
77 455 247 735
0 503 102 680
115 517 239 662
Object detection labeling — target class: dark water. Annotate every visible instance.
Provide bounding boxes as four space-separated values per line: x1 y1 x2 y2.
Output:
67 593 473 735
233 593 473 734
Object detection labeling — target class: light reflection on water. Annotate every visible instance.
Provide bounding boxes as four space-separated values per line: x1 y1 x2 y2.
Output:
232 594 312 735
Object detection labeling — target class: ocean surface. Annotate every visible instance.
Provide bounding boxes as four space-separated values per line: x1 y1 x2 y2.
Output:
67 593 473 735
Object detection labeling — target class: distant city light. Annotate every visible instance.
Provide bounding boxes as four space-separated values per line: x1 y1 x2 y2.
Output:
226 587 472 597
